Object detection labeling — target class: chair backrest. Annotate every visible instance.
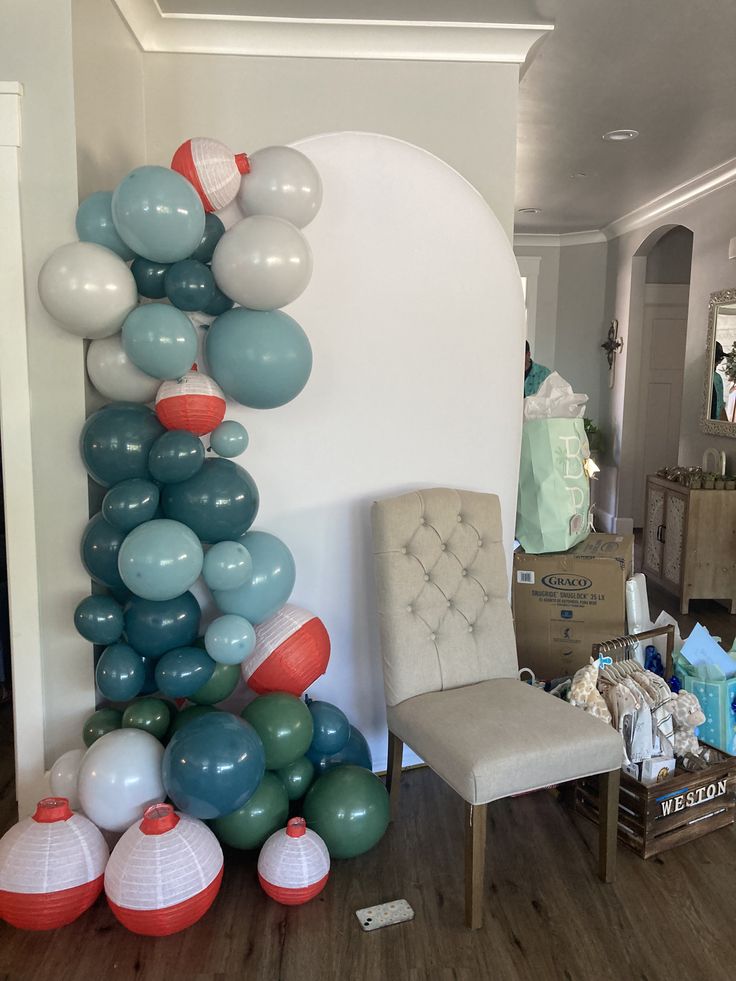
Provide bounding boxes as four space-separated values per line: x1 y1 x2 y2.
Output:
371 488 519 706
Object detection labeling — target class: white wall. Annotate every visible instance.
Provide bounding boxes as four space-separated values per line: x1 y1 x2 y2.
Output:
514 242 559 371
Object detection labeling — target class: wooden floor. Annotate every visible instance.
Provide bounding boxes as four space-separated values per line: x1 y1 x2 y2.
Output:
0 575 735 979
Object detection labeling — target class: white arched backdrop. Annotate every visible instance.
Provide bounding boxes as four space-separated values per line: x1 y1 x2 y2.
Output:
213 132 524 770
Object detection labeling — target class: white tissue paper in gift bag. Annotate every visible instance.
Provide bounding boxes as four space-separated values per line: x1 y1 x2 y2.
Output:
523 371 588 420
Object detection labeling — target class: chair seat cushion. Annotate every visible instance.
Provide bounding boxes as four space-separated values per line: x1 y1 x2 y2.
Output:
387 678 623 805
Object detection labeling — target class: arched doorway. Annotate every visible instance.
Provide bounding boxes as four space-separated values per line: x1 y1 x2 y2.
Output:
627 225 693 528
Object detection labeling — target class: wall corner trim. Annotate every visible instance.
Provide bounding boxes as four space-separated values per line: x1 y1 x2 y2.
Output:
0 83 23 148
514 230 607 248
111 0 553 62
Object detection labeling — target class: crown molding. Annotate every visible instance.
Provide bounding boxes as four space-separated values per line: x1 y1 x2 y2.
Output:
603 155 736 240
514 230 607 248
112 0 553 61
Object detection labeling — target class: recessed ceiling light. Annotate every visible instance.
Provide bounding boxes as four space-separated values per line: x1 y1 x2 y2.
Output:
602 129 639 142
517 207 542 215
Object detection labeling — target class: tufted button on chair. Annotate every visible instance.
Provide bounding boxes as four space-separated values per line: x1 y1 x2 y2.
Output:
371 488 623 929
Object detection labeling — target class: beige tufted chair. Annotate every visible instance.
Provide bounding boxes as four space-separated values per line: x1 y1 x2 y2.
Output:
371 488 624 929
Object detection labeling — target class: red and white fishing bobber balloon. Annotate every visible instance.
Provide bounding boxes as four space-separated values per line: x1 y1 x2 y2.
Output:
0 797 108 931
105 803 223 936
155 366 226 437
243 604 331 696
257 817 330 905
171 137 250 213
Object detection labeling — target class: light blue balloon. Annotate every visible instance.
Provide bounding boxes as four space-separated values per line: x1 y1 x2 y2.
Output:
122 304 198 380
111 165 205 264
204 614 256 665
202 540 252 591
213 530 295 625
102 478 160 533
118 518 203 601
95 643 145 702
210 420 249 458
76 191 136 261
206 308 312 409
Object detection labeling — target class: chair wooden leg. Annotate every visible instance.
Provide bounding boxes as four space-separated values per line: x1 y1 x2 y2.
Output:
598 768 620 883
464 801 487 930
385 730 403 821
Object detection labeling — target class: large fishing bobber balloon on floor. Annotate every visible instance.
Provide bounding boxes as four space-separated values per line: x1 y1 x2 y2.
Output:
105 803 223 936
257 817 330 906
155 369 226 436
243 604 330 696
171 137 250 213
0 798 108 930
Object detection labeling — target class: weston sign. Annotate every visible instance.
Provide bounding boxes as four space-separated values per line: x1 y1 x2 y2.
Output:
657 778 728 817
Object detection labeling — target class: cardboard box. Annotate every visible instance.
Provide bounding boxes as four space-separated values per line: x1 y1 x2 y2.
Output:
512 533 634 680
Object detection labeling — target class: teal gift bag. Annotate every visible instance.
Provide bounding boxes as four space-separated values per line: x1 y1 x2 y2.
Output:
516 418 591 554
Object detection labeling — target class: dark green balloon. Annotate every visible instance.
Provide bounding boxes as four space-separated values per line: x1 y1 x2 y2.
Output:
165 259 215 312
189 213 225 263
212 772 288 849
242 693 313 771
148 430 205 484
74 594 124 645
275 755 315 801
168 703 217 736
83 707 123 747
80 403 164 488
189 660 240 705
303 765 389 859
80 513 126 591
122 697 171 739
161 458 259 544
132 257 170 299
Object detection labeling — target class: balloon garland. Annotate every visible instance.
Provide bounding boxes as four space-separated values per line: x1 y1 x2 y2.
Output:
0 137 391 934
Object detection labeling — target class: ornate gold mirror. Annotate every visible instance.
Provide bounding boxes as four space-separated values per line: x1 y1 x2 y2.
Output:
701 289 736 436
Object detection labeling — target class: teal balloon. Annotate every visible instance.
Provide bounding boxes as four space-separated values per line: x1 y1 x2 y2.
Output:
123 591 200 658
122 698 171 740
83 708 122 747
206 307 312 409
81 513 126 591
102 478 160 533
138 652 160 695
111 165 205 263
80 403 164 487
213 530 294 625
168 703 217 735
202 283 234 317
212 772 288 850
308 725 373 774
131 258 170 299
275 756 315 801
122 304 198 380
76 191 136 261
161 458 259 544
204 614 256 665
95 643 145 701
118 518 203 601
162 712 265 819
202 540 252 591
165 260 215 312
303 765 389 859
155 645 215 698
209 420 248 459
148 429 204 484
306 699 350 756
189 213 225 263
242 693 313 770
74 594 124 645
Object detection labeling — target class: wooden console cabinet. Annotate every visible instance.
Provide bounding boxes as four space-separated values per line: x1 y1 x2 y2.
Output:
642 475 736 614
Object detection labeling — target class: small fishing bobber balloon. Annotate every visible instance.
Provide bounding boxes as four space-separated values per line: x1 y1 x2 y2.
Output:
105 803 223 936
0 797 108 930
155 367 226 436
243 603 331 696
257 817 330 905
171 137 250 213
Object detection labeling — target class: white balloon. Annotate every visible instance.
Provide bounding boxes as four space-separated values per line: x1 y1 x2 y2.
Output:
211 215 312 311
77 729 165 832
87 333 161 403
49 748 86 812
237 145 322 229
38 241 138 338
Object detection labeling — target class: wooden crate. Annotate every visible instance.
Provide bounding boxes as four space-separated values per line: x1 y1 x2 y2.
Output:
575 749 736 859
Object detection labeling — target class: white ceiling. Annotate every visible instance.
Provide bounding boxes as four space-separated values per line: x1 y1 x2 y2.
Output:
126 1 736 235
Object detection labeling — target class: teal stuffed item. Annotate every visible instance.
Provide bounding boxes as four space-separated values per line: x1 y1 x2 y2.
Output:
516 417 591 554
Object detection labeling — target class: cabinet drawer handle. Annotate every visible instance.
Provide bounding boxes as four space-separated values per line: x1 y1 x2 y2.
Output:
656 523 666 543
